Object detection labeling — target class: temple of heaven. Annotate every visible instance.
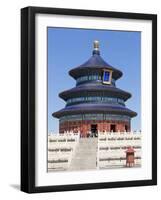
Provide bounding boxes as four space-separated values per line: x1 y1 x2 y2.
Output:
52 41 137 137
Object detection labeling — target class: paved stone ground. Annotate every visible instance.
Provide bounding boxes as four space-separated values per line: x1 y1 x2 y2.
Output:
69 138 98 171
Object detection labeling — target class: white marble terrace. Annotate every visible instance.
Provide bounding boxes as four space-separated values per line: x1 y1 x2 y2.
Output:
48 131 141 171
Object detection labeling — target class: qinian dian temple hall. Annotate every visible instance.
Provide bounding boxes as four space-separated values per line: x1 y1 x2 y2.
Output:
48 41 141 171
53 41 137 137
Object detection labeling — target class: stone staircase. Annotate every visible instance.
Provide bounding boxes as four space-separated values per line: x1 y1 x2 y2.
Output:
69 138 98 171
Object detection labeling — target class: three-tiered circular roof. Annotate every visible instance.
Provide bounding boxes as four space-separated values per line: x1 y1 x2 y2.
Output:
52 41 137 119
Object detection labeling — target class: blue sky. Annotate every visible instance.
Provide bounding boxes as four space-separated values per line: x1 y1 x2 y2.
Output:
48 27 141 132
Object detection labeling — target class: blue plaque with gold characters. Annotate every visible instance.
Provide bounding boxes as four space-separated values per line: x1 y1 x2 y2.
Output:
103 70 112 84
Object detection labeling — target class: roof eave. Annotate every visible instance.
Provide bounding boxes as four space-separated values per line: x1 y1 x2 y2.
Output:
59 87 131 101
52 107 137 119
69 66 123 80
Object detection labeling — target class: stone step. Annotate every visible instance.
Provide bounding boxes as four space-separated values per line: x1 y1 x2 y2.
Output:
73 154 96 157
75 148 97 151
76 148 97 150
75 149 97 153
71 158 96 161
71 162 96 166
69 138 98 170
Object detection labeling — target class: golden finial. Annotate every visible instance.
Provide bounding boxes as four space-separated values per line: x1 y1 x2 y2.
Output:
93 40 99 50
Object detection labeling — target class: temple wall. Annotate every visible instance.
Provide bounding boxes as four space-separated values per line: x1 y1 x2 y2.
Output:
59 120 130 137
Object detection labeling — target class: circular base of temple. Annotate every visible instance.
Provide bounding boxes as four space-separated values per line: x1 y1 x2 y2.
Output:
59 120 130 137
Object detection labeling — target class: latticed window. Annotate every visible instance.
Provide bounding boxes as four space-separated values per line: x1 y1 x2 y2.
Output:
60 114 130 122
66 96 125 106
76 74 115 85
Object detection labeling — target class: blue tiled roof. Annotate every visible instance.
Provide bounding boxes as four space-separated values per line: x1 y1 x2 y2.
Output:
69 54 122 80
59 85 131 101
53 103 137 118
79 54 114 69
79 54 113 68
